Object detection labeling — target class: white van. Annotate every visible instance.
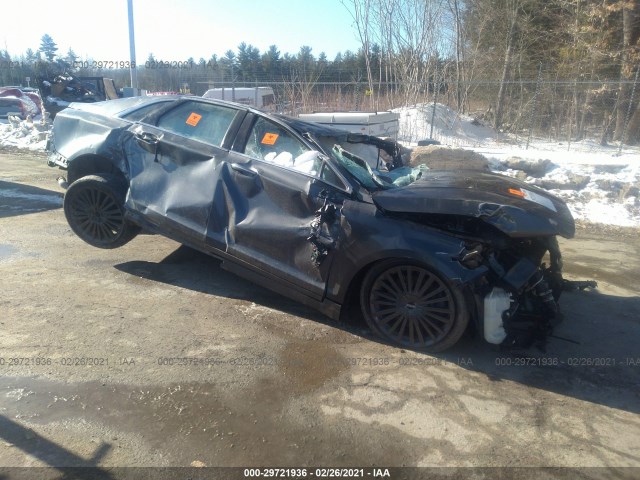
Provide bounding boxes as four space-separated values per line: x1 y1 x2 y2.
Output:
202 87 275 111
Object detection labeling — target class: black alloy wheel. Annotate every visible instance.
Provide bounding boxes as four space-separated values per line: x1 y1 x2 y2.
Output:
361 261 468 352
63 174 139 249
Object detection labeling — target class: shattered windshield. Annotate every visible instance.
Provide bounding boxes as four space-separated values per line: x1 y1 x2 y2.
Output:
330 144 426 191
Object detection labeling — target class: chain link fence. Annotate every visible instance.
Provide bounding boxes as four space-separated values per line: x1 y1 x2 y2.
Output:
189 70 639 148
2 59 637 148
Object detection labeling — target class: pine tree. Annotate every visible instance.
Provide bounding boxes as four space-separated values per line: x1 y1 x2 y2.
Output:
25 48 36 64
39 34 58 62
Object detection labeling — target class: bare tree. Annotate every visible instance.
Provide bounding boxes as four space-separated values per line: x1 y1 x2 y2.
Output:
614 0 640 143
282 47 324 113
449 0 465 112
345 0 379 110
343 0 452 108
494 0 520 130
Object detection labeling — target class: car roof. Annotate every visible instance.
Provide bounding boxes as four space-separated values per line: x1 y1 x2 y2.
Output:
121 95 388 155
273 114 352 138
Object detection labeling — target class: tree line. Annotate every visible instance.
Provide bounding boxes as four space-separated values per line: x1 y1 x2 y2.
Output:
1 0 639 145
347 0 640 144
0 34 382 94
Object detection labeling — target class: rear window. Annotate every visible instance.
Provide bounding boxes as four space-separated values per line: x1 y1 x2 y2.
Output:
121 102 171 122
83 96 162 116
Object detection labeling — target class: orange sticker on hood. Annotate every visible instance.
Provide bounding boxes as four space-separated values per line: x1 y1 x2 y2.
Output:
261 133 279 145
186 112 202 126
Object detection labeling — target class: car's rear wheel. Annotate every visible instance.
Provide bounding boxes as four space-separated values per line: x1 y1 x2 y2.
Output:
64 174 140 249
360 260 468 352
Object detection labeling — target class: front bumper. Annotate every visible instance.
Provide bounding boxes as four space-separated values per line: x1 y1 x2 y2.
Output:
46 149 68 169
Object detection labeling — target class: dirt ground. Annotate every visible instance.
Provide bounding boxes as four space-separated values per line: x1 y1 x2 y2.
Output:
0 149 639 476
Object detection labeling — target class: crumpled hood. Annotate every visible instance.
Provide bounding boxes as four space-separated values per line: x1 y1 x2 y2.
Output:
372 170 575 238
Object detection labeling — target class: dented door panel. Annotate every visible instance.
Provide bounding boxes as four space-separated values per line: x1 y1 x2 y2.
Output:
124 124 224 244
221 158 343 300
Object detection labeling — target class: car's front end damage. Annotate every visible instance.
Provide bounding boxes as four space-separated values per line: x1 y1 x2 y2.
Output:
293 121 588 350
456 229 566 348
371 170 584 349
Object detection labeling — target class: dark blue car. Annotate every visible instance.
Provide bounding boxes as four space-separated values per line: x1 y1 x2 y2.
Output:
47 95 576 352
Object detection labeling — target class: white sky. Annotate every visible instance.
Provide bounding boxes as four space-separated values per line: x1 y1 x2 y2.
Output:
1 0 362 61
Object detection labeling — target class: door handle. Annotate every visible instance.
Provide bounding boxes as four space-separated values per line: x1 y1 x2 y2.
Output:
230 163 258 177
134 131 161 161
135 132 159 145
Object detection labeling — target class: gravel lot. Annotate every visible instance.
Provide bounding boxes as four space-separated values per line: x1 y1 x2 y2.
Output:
1 150 639 477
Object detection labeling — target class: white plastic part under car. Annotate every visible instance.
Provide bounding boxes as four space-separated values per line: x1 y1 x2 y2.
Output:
483 287 511 344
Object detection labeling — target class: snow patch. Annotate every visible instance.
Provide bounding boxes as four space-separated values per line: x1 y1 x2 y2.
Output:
0 116 51 151
394 103 497 146
0 188 62 205
396 103 640 228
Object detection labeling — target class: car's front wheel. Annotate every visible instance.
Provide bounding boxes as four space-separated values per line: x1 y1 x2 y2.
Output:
360 260 468 352
63 174 140 249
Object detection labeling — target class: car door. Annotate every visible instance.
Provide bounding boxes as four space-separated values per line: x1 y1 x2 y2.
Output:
123 99 244 246
219 115 351 300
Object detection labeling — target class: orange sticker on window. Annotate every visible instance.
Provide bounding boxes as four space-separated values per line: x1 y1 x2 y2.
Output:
261 133 279 145
186 112 202 127
508 188 525 197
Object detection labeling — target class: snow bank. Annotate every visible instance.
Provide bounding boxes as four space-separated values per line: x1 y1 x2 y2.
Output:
394 103 496 147
0 116 50 151
477 143 640 227
396 103 640 228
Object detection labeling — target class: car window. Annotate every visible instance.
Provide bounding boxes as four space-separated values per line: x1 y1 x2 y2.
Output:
121 101 170 122
157 101 238 147
243 117 314 172
319 162 347 190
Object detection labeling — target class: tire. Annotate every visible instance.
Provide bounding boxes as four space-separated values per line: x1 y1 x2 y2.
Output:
63 174 140 249
360 260 469 352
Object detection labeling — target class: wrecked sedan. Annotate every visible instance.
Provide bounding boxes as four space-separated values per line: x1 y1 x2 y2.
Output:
47 95 575 352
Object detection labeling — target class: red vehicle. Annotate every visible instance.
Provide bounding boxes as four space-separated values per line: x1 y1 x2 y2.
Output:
0 87 42 118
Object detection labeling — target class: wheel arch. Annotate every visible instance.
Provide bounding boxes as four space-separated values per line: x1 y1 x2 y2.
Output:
336 250 465 322
332 244 470 301
63 173 140 249
336 255 472 351
67 154 128 185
